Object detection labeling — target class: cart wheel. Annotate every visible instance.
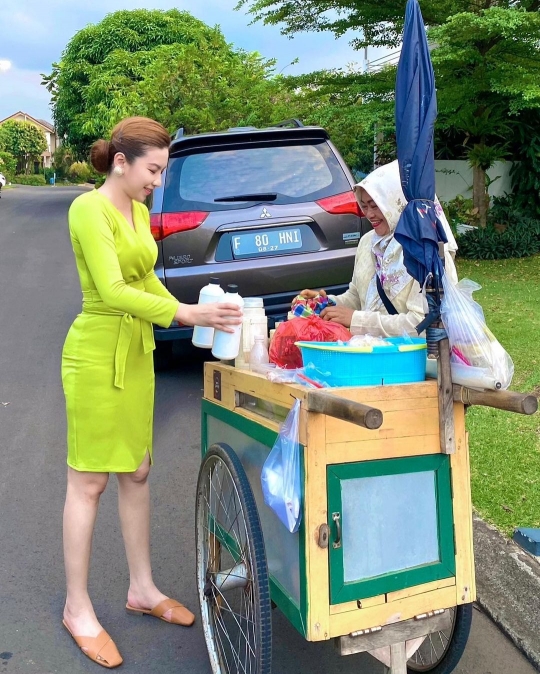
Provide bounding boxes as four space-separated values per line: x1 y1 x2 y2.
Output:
196 442 272 674
407 603 472 673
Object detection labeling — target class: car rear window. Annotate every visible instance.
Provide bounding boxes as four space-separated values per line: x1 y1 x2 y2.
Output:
163 140 351 212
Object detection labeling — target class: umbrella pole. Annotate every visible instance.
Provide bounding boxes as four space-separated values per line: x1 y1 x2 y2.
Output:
427 251 456 455
438 335 456 454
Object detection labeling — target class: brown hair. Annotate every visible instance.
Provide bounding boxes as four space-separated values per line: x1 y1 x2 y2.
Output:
90 117 170 174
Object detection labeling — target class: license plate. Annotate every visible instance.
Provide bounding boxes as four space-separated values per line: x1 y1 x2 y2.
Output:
231 228 303 258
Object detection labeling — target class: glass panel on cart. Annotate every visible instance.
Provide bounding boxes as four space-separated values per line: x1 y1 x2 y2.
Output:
341 470 439 582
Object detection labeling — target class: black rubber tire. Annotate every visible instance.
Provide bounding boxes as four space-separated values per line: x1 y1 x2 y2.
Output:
407 603 473 674
196 442 272 674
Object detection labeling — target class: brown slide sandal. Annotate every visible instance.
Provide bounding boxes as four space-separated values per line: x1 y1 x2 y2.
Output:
63 620 123 669
125 597 195 626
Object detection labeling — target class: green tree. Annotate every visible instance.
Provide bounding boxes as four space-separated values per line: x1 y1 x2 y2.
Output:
284 66 395 173
239 0 540 226
236 0 458 48
430 8 540 226
0 151 17 180
86 40 296 137
43 9 298 158
52 143 76 179
0 121 47 174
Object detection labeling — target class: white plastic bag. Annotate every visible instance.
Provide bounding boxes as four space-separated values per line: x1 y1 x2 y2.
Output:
261 398 302 533
441 274 514 390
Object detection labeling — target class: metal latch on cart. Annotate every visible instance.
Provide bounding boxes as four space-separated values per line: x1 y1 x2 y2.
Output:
332 512 341 549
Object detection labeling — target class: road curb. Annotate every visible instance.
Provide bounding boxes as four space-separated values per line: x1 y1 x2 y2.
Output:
474 514 540 669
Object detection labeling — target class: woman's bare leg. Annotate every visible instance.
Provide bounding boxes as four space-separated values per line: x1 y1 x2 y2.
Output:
116 452 172 618
63 468 109 640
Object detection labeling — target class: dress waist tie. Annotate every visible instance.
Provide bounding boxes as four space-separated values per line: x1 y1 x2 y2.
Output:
81 286 156 390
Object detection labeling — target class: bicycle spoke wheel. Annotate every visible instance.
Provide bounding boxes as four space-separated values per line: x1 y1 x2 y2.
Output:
407 604 472 674
196 442 272 674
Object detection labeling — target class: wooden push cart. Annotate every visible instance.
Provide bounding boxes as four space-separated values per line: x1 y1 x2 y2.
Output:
196 362 537 674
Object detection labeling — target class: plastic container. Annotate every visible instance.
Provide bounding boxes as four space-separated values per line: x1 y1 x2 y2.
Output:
249 334 270 371
295 337 427 387
211 285 244 360
192 277 225 349
235 297 268 368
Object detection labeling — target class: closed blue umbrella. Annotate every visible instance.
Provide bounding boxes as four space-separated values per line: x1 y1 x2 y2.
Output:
393 0 448 296
393 1 455 455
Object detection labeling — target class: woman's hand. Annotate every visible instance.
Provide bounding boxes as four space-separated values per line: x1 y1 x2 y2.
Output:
175 303 243 334
320 305 355 328
300 288 327 300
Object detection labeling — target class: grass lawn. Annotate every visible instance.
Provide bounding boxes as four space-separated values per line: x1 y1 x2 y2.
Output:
456 257 540 536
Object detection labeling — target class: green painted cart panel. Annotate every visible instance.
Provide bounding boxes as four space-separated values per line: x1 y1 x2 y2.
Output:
327 455 456 604
202 400 308 637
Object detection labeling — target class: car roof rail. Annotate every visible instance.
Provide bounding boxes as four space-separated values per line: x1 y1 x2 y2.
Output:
272 118 305 129
227 126 258 132
171 127 184 140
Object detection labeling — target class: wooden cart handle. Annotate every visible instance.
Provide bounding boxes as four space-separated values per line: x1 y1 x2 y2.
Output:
306 391 383 430
453 385 538 415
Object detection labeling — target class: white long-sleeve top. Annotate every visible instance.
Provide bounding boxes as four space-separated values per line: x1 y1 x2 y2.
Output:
328 230 458 337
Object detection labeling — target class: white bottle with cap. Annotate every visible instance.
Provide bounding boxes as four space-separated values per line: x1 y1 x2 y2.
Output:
192 277 225 349
211 284 244 360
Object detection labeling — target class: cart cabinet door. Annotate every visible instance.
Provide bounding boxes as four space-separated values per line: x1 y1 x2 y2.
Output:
327 455 456 604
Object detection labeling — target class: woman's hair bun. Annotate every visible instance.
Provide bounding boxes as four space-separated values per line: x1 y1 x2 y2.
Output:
90 139 112 174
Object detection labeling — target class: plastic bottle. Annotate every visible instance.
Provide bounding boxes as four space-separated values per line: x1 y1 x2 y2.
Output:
192 278 225 349
235 297 268 368
249 334 270 372
211 285 244 360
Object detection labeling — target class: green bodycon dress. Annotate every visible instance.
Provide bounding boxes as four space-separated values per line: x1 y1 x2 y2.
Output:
62 190 179 472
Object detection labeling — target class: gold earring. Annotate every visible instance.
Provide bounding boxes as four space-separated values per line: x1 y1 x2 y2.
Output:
113 166 124 177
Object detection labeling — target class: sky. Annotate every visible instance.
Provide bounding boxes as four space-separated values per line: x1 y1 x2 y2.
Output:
0 0 389 125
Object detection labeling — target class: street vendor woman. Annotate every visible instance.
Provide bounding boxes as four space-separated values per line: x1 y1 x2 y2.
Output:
301 160 458 337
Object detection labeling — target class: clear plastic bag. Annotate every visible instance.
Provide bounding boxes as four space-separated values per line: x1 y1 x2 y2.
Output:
441 274 514 390
266 363 329 388
261 398 302 533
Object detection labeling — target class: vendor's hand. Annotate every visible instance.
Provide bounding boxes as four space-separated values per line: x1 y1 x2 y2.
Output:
320 305 354 328
300 288 327 300
175 303 243 333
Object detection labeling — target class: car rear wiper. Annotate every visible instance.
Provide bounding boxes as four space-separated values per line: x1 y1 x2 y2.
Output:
214 193 278 202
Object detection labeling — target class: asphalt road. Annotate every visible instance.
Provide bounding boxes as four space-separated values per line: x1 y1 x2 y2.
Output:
0 185 536 674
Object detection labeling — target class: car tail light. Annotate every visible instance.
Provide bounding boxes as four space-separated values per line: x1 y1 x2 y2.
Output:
316 191 363 217
150 214 163 240
150 211 209 241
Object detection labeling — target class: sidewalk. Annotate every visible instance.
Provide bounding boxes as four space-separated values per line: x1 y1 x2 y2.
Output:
474 514 540 669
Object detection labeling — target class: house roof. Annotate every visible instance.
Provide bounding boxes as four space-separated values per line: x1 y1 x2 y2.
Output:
38 119 55 132
0 111 55 133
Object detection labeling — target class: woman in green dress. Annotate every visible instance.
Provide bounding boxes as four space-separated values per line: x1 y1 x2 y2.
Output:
61 117 242 668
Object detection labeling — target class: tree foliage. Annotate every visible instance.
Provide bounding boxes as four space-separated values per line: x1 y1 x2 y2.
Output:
239 0 540 224
285 66 395 172
0 151 16 180
43 10 224 155
43 9 301 158
430 7 540 224
236 0 461 48
0 121 47 174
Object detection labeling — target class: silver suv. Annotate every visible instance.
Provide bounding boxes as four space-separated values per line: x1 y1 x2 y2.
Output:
149 120 370 358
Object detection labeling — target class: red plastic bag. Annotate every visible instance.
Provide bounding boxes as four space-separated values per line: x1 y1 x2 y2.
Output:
269 316 352 369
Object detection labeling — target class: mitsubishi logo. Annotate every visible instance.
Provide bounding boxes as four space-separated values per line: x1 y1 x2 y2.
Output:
260 208 272 219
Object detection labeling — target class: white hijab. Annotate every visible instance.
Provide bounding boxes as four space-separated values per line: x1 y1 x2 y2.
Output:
354 160 457 311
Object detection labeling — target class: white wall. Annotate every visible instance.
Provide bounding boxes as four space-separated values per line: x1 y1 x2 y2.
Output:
435 160 514 203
